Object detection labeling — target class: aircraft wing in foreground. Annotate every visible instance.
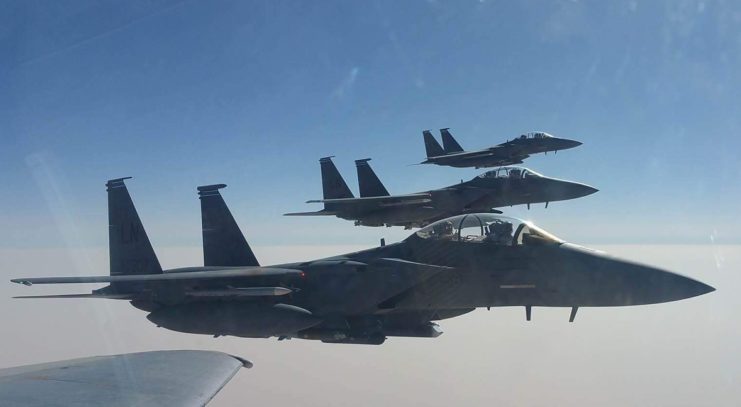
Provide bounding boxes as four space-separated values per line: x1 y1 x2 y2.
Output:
0 350 250 407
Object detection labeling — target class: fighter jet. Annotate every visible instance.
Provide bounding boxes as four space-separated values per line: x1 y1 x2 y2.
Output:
11 179 714 345
0 350 250 406
284 156 597 228
421 128 582 169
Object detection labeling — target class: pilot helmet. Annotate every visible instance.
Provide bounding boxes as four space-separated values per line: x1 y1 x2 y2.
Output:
492 221 513 235
433 220 454 235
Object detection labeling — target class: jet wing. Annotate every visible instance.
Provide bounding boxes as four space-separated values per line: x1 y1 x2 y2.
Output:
372 257 454 273
13 287 293 300
428 146 529 163
305 193 432 207
11 267 301 286
305 257 453 315
284 210 338 216
13 293 136 299
0 350 250 407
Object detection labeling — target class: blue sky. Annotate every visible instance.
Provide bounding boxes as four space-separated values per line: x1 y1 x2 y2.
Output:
1 0 740 250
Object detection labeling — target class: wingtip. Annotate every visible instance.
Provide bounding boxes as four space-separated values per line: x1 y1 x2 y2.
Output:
229 355 254 369
105 177 133 188
197 184 227 197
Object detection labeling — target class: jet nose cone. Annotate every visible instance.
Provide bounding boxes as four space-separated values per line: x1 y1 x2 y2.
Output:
556 181 599 199
555 138 582 150
557 244 716 306
638 269 716 304
537 179 599 204
669 275 715 300
575 183 599 197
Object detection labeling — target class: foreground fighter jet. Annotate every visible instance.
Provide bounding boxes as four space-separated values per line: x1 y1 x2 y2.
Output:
421 128 582 169
285 157 597 228
0 350 250 406
11 179 714 345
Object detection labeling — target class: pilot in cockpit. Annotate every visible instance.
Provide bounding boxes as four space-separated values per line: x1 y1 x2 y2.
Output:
431 220 454 240
484 221 514 245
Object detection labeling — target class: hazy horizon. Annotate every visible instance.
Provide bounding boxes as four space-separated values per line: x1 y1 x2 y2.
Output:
1 243 734 406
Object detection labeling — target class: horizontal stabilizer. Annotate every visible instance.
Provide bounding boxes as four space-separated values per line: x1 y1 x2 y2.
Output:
11 267 302 286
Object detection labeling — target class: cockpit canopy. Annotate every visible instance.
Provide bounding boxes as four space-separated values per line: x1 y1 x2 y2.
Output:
479 166 543 180
414 214 563 247
519 132 552 140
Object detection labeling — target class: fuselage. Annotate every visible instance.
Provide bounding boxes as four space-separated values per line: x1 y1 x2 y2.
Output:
424 134 582 169
139 214 712 343
337 168 597 228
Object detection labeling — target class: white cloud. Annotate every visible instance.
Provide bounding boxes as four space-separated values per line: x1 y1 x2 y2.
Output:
331 66 360 99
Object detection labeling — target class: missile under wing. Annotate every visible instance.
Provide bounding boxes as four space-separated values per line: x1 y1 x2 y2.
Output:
0 350 250 406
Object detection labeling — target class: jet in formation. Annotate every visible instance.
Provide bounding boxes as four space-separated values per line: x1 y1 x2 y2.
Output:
0 350 250 406
421 128 582 169
12 178 714 345
285 156 597 228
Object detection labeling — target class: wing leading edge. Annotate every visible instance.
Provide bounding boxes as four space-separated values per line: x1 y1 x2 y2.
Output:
11 267 302 286
305 193 432 205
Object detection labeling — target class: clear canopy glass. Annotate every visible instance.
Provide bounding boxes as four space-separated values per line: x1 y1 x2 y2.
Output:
517 131 553 140
478 166 543 179
415 214 563 247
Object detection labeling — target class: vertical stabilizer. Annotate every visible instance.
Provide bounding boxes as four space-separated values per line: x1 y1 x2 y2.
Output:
440 128 463 153
355 158 390 197
106 178 162 276
320 156 354 199
423 130 445 158
198 184 259 267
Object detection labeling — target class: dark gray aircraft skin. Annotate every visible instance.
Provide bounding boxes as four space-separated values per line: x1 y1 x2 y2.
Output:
421 128 582 169
285 157 597 228
12 179 714 345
